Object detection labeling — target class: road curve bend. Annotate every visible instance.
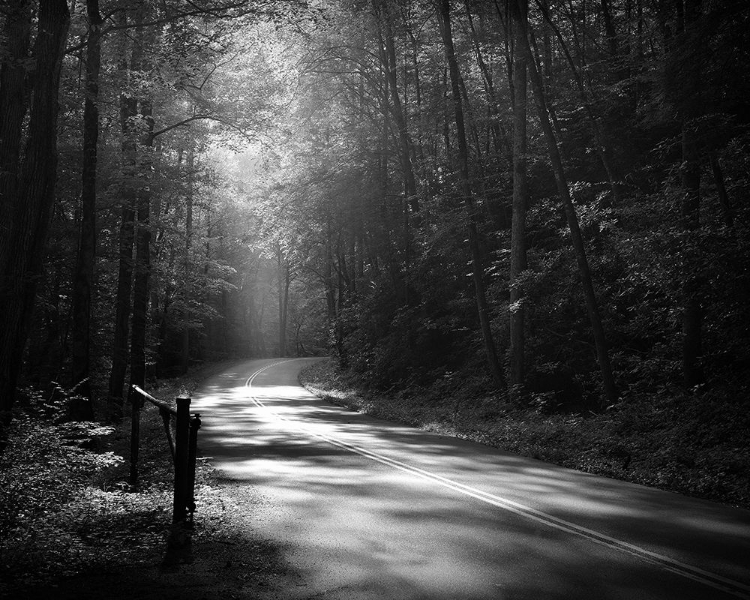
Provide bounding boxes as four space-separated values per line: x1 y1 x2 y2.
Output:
193 358 750 600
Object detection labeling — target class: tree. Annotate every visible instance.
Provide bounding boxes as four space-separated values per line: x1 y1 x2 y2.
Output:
511 0 618 405
0 0 71 435
436 0 504 389
676 0 704 388
509 0 529 400
70 0 104 421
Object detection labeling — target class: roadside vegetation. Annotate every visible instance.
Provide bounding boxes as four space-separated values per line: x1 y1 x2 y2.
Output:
300 360 750 511
0 364 285 599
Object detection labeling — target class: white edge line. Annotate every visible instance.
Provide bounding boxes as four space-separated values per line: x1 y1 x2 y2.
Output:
245 361 750 599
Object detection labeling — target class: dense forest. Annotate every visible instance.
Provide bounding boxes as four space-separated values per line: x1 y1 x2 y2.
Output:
1 0 749 444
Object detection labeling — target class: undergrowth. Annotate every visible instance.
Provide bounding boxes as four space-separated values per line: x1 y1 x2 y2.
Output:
300 359 750 510
0 361 254 596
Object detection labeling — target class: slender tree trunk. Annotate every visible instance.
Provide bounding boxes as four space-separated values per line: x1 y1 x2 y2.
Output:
535 2 623 204
0 0 71 431
509 1 529 400
182 147 193 374
679 0 703 388
513 0 618 405
0 0 32 436
127 88 153 485
108 18 139 405
464 1 510 160
709 153 733 230
0 0 31 243
600 0 618 57
437 0 505 389
278 250 290 357
376 0 418 211
70 0 103 420
108 99 138 402
128 93 155 392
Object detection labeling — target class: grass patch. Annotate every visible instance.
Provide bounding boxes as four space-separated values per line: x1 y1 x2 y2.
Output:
300 359 750 510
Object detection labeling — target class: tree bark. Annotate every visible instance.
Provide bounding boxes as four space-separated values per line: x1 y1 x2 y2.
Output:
278 249 290 357
108 78 138 403
437 0 505 389
513 0 618 405
375 0 418 212
70 0 103 420
709 153 733 230
181 146 194 374
509 0 529 400
0 0 71 430
128 92 155 392
0 0 31 244
535 2 623 205
679 0 704 388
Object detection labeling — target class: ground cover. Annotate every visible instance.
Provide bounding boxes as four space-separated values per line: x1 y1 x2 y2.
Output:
0 362 287 599
300 359 750 510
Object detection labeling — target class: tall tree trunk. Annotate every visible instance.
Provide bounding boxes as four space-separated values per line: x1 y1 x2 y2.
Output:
0 0 32 437
513 0 618 405
709 153 733 230
375 0 418 212
0 0 71 432
600 0 618 57
464 1 510 160
126 84 154 488
181 146 193 374
108 99 138 403
679 0 703 388
70 0 103 421
535 2 623 205
128 93 155 392
0 0 31 242
108 16 140 405
436 0 505 389
509 0 529 400
277 249 290 357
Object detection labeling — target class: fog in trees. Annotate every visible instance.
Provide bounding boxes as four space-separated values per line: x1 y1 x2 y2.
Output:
1 0 749 455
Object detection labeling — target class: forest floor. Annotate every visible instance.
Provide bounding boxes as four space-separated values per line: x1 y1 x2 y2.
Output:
299 360 750 511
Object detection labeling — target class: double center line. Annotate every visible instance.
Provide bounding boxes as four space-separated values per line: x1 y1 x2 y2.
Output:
246 360 750 599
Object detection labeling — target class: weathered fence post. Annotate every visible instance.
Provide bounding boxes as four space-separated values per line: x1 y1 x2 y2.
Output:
172 395 191 525
164 395 193 566
129 385 201 568
129 387 141 486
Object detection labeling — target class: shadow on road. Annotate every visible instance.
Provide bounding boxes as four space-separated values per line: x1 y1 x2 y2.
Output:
191 362 750 600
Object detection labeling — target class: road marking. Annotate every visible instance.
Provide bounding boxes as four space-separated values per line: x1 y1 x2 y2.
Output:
246 360 750 599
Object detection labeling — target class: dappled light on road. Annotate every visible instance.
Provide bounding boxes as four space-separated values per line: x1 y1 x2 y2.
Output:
192 359 750 600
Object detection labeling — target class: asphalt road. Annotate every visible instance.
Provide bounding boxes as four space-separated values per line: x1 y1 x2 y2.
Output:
192 358 750 600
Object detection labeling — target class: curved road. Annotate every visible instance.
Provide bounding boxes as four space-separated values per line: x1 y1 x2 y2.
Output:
193 358 750 600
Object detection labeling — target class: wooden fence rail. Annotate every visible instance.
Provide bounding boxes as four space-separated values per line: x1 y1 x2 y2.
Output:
129 385 202 528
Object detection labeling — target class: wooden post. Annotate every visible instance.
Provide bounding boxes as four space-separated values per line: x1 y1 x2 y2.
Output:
129 386 141 486
164 395 193 567
172 395 190 524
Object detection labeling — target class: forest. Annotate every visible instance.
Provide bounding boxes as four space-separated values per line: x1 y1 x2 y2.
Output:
1 0 749 500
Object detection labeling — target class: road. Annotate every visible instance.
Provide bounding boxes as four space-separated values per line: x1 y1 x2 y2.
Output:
192 358 750 600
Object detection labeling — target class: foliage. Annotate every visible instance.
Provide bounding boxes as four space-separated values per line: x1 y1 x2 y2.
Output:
0 409 125 589
2 0 749 552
